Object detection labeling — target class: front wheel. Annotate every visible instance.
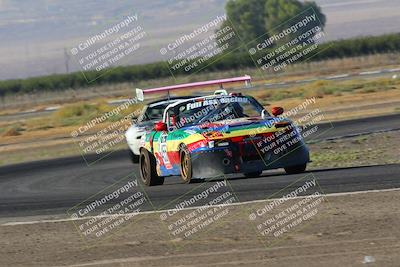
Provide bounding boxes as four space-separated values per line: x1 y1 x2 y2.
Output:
180 146 193 184
139 149 164 186
284 163 307 175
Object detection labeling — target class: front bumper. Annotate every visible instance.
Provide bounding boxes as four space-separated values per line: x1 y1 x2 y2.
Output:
125 126 146 155
190 141 310 179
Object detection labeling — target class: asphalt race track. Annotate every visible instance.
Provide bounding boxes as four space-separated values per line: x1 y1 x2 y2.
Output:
0 114 399 218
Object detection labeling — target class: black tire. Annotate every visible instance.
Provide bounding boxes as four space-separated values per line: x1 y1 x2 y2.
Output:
179 146 193 184
244 171 262 178
139 149 164 186
129 150 140 164
284 163 307 175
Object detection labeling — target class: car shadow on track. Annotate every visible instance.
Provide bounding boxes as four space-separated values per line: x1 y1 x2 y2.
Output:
160 164 395 186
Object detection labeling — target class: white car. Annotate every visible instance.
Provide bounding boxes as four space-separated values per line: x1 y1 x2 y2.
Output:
125 96 197 163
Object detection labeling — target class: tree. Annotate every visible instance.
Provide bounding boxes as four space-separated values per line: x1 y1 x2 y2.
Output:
265 0 326 45
220 0 326 50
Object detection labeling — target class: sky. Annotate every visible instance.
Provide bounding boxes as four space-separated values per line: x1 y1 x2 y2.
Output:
0 0 399 80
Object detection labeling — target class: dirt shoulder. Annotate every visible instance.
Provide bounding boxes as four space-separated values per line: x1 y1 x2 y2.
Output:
308 130 400 169
1 189 399 267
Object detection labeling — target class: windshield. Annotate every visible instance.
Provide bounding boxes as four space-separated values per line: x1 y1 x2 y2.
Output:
168 96 266 128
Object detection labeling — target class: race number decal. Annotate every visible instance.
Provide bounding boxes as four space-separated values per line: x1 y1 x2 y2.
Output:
159 133 172 169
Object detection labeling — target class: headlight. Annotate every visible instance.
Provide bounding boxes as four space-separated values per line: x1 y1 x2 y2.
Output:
135 127 146 134
134 127 146 139
208 141 215 148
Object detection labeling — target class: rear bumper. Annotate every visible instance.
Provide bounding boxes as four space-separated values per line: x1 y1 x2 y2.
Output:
191 142 309 179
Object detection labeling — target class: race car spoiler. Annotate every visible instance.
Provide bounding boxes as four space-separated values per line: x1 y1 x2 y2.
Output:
136 75 252 101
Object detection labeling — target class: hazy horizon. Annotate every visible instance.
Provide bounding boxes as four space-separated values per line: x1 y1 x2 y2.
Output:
0 0 399 80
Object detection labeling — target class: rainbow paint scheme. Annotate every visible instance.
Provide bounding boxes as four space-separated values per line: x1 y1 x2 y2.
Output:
139 94 310 180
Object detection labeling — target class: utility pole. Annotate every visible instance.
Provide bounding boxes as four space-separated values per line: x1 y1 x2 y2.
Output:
64 47 70 73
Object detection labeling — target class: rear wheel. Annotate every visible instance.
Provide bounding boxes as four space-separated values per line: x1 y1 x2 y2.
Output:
244 171 262 178
139 149 164 186
284 163 307 174
129 150 140 164
180 146 193 184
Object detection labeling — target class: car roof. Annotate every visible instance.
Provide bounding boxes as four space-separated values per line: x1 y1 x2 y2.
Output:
147 96 199 108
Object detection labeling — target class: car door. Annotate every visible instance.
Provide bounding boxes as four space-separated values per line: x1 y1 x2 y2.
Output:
157 131 173 170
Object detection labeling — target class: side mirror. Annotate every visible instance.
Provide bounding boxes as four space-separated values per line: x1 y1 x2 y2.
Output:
271 106 284 117
154 121 167 131
261 110 267 119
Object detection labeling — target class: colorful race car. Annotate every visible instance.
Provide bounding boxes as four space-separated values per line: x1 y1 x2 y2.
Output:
137 77 310 186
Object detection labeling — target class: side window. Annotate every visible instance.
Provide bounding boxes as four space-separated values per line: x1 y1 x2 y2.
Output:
241 102 262 117
137 106 148 122
141 105 167 122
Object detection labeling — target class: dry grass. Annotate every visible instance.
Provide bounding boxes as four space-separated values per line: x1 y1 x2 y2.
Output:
0 101 144 138
1 53 400 111
1 76 397 137
0 76 399 143
309 131 400 169
251 77 400 105
1 127 22 137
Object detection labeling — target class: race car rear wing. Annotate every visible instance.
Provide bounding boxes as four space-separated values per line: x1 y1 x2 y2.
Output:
136 75 252 101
